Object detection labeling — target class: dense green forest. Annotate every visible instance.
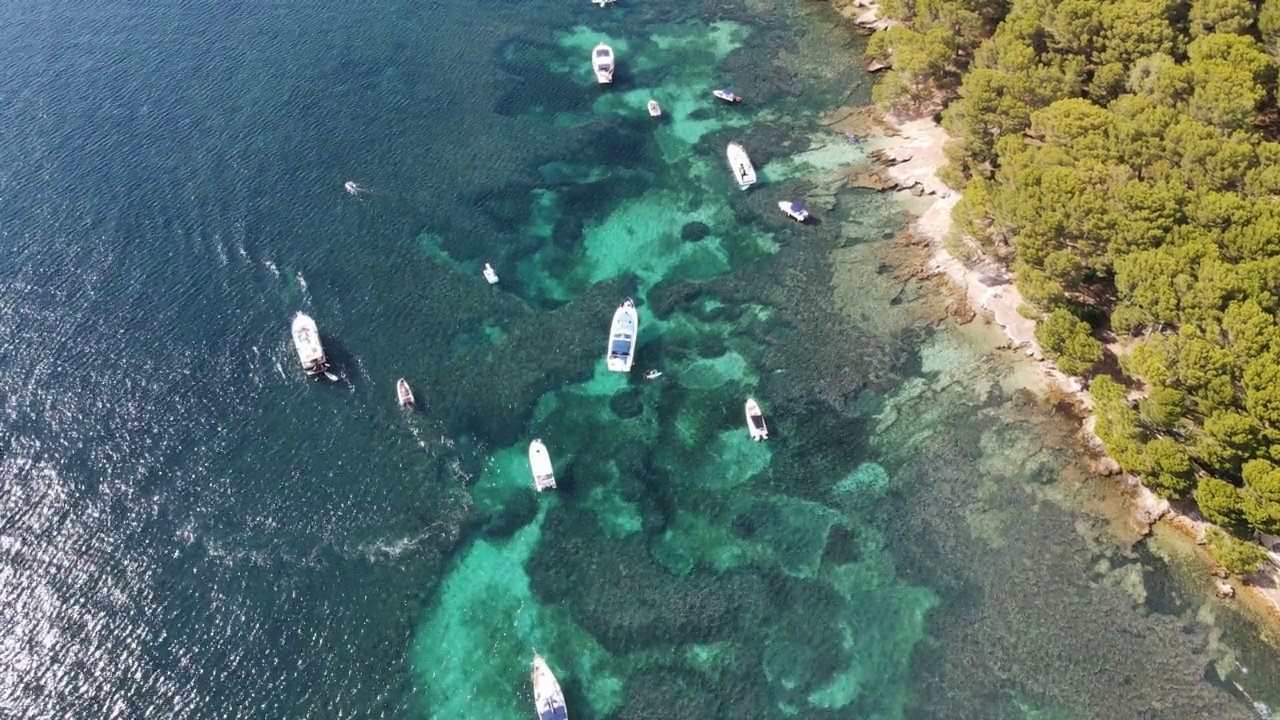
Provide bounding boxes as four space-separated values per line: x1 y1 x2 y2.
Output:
866 0 1280 571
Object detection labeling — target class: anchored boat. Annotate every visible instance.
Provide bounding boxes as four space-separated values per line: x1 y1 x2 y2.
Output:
529 439 557 492
606 298 639 373
396 379 414 409
647 99 661 117
779 201 809 222
483 263 499 284
291 312 329 377
712 87 743 104
531 654 568 720
726 142 757 191
592 42 614 85
745 398 769 441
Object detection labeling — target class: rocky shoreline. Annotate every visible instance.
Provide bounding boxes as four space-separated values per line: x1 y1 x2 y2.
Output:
836 101 1280 623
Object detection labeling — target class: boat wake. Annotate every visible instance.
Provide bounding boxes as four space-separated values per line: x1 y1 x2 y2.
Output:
344 181 381 197
352 530 436 562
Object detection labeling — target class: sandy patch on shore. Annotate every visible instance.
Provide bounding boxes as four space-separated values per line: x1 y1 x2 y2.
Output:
864 112 1280 621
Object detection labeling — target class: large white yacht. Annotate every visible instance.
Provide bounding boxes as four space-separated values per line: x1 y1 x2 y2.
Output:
726 142 756 190
291 312 329 377
605 298 639 373
531 654 568 720
529 440 557 492
592 42 614 84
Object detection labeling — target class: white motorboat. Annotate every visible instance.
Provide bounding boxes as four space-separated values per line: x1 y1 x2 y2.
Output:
647 99 661 117
291 312 329 377
712 87 743 104
592 42 614 84
779 201 809 222
605 298 639 373
529 440 557 492
745 398 768 441
483 263 499 284
532 654 568 720
396 378 414 409
591 0 615 6
726 142 757 191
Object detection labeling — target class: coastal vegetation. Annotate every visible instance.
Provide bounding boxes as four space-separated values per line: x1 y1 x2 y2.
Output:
866 0 1280 563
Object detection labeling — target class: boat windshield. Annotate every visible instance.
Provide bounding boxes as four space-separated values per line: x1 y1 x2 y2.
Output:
751 415 766 429
595 49 611 58
610 339 631 357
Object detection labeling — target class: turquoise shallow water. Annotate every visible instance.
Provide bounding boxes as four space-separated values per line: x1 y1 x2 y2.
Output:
1 0 1280 718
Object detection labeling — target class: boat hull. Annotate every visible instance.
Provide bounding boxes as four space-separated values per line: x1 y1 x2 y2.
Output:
532 655 568 720
745 398 768 441
726 142 756 191
529 440 557 491
647 101 661 117
291 312 328 376
397 379 414 409
778 201 808 222
592 43 614 84
606 299 639 373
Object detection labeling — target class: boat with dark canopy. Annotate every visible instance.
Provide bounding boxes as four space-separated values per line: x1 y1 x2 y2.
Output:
779 201 809 222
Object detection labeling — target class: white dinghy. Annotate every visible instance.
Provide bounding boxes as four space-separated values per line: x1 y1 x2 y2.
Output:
396 378 414 409
745 398 769 441
529 439 557 492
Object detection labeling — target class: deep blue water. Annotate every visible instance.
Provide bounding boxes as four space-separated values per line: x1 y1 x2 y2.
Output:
1 0 1279 718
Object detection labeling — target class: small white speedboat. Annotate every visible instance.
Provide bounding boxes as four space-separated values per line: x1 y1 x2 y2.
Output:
529 440 556 492
291 312 329 377
396 378 414 409
726 142 757 191
483 263 499 284
592 42 614 85
779 201 809 222
647 100 661 117
606 298 639 373
532 654 568 720
712 87 743 104
745 398 768 441
591 0 615 6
